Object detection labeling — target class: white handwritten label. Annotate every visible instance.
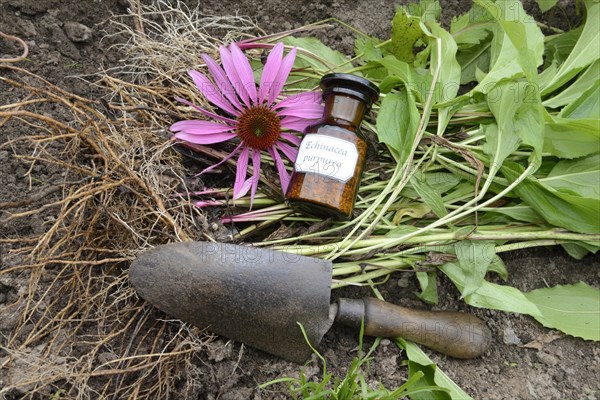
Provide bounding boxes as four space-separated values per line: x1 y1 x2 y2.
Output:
294 129 358 183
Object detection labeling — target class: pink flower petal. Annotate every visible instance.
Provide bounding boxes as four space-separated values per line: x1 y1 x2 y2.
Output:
258 42 284 104
175 96 237 124
281 116 316 132
197 142 244 175
188 70 240 116
170 120 236 135
202 54 244 112
229 43 258 104
268 146 290 193
174 132 236 144
220 45 251 108
276 103 324 119
269 47 296 105
280 132 302 145
250 148 262 207
276 141 298 162
273 91 322 110
234 146 251 199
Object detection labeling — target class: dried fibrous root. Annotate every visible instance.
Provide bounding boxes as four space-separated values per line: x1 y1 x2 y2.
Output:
104 0 264 85
0 2 263 397
0 65 208 399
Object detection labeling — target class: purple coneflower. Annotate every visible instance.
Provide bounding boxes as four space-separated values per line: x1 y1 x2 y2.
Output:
171 42 323 204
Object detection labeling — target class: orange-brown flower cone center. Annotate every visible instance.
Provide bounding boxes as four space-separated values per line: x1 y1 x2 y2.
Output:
237 105 281 150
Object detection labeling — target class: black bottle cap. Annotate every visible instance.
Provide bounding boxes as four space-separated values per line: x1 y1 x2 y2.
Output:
320 73 380 108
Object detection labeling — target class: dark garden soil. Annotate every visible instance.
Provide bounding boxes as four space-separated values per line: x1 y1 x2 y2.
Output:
1 0 599 399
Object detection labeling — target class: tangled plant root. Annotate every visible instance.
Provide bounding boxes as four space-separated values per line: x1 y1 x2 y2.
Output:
0 31 29 63
0 2 261 397
106 0 264 84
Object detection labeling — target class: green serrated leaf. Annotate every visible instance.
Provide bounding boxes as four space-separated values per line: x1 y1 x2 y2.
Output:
391 8 424 62
454 241 496 297
526 282 600 341
376 89 420 163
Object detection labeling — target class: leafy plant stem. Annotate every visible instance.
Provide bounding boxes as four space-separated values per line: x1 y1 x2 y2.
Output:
325 38 445 261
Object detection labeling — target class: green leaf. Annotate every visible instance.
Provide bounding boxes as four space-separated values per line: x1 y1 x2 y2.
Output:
487 255 508 281
536 0 559 12
391 7 424 62
440 262 543 317
484 78 545 170
355 36 384 62
543 59 599 109
392 203 431 225
483 78 545 175
539 153 600 199
502 162 600 234
410 174 448 218
559 78 600 119
406 0 442 23
525 282 600 341
416 271 439 304
450 3 494 46
541 0 600 95
471 0 544 92
483 204 544 224
377 56 432 102
424 172 461 194
396 339 472 400
376 89 420 163
543 117 600 158
454 241 496 297
442 264 600 339
561 242 600 260
283 36 352 72
456 33 492 84
421 22 462 103
543 26 584 68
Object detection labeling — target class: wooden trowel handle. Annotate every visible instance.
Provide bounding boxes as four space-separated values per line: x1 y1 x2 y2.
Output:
335 298 491 359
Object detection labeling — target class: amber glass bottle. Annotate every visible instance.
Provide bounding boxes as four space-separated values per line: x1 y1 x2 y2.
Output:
285 73 380 219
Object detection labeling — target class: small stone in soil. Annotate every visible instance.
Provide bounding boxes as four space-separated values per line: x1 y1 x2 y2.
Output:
502 326 522 345
63 22 93 43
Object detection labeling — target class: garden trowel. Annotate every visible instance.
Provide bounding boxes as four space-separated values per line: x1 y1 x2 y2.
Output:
129 241 491 363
